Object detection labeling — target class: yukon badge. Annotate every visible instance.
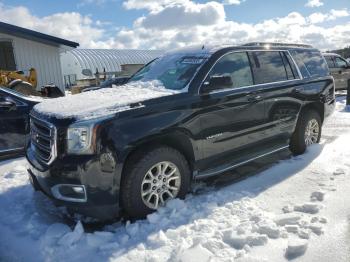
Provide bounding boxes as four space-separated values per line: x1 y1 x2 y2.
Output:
206 133 223 140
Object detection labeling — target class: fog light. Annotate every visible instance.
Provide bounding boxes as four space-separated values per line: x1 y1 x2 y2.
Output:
51 184 87 203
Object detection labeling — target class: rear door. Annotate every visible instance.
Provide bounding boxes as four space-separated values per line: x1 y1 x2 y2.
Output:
248 50 303 145
0 89 30 155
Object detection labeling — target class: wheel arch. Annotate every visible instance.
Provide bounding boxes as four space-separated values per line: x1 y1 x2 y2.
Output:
120 130 196 181
118 131 194 215
300 101 324 123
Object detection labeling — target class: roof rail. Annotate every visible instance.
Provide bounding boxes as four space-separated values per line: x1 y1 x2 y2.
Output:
242 42 313 48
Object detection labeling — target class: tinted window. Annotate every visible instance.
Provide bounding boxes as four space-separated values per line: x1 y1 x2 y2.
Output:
290 50 329 78
249 51 288 84
282 52 298 80
334 57 348 68
325 56 335 68
206 52 253 89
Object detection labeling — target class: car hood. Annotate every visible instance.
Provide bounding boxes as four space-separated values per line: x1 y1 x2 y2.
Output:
33 80 180 121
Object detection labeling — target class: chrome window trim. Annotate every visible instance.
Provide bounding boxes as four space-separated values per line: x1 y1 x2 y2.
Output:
208 79 301 95
198 49 303 95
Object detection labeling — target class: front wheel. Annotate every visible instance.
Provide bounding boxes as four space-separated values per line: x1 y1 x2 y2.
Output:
121 147 191 219
289 110 322 155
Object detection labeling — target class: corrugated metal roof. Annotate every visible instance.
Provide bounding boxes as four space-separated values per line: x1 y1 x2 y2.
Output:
69 49 164 73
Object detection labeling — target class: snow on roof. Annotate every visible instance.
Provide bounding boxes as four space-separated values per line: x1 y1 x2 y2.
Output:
33 81 179 120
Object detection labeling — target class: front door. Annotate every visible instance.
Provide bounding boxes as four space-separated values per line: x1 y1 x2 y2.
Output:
333 56 350 90
196 51 267 172
0 91 27 154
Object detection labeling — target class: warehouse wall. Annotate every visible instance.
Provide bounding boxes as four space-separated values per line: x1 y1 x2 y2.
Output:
0 32 64 91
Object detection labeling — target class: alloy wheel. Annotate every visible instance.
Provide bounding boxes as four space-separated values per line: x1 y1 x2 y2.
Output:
141 161 181 209
304 118 320 146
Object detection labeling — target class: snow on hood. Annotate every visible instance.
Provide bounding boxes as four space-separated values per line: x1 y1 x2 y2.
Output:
33 80 179 120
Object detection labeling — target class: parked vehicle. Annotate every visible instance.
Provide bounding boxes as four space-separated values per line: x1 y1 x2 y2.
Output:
27 43 335 220
81 76 130 92
0 87 40 158
323 53 350 90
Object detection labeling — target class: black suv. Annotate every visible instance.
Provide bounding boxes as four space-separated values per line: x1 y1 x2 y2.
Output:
27 43 335 220
323 52 350 90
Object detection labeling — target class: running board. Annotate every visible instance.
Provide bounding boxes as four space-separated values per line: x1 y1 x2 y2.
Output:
195 145 289 179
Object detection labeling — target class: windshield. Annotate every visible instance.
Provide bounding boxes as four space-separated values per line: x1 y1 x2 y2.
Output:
128 53 208 90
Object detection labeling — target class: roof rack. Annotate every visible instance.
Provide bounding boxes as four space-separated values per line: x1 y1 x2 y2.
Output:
242 42 313 48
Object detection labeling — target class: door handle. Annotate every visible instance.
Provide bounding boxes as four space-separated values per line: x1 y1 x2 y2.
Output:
0 100 16 110
247 94 263 103
292 88 301 94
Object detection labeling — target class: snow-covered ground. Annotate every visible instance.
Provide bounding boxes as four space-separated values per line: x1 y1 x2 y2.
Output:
1 97 350 262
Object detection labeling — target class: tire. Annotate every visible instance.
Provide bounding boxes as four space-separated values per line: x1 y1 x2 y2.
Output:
121 146 191 219
289 110 322 155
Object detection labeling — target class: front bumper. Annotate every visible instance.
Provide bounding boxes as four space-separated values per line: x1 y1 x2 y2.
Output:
26 146 123 220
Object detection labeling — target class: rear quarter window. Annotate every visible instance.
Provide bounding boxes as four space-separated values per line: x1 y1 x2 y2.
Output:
290 50 329 78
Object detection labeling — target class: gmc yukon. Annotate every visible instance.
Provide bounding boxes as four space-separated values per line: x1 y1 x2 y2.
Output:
27 43 335 220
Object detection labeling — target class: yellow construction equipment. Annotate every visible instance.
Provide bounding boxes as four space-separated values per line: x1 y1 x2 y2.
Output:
0 68 39 95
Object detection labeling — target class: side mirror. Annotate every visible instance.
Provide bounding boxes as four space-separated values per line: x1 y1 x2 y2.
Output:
0 99 17 111
82 69 93 77
202 75 233 93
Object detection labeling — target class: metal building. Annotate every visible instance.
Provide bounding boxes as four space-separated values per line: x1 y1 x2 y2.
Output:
0 21 79 91
60 49 164 87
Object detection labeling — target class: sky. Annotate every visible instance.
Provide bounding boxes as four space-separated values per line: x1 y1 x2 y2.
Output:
0 0 349 50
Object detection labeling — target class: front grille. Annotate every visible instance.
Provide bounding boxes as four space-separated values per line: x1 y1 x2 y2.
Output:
30 115 57 165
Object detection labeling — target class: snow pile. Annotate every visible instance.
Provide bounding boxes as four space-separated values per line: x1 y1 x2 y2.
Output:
1 96 350 261
34 80 179 120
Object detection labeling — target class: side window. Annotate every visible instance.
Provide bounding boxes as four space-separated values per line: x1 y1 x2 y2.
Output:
281 52 298 80
249 51 288 84
290 50 329 78
325 56 335 68
334 57 348 68
206 52 253 90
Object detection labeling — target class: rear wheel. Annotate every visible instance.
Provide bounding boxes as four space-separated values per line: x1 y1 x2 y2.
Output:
121 147 191 219
289 110 322 155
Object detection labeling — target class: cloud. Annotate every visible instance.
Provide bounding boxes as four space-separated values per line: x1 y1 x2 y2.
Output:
123 0 188 11
0 2 349 51
111 6 350 50
0 3 106 48
222 0 245 5
329 9 350 19
308 9 350 24
135 1 225 29
305 0 324 8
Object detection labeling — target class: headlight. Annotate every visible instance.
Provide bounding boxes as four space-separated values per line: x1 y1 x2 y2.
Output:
67 123 95 155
